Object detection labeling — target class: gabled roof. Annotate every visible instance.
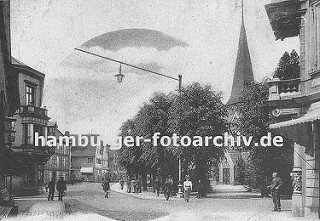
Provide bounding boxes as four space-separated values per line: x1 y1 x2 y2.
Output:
11 57 45 79
70 134 101 157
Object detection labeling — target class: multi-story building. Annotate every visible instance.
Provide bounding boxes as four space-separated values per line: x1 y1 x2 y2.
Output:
265 0 320 218
71 134 109 182
43 122 71 183
10 57 53 195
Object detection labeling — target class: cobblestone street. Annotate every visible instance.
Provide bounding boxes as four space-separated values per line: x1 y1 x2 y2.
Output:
9 182 316 221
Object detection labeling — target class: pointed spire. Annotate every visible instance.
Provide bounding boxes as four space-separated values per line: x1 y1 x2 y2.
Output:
226 0 254 106
241 0 244 22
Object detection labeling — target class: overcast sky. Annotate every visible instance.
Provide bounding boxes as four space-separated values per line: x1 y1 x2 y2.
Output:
10 0 299 148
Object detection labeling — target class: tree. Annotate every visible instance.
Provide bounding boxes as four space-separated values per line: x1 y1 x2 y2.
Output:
118 93 178 188
168 83 227 192
273 49 300 80
119 83 228 193
238 80 293 192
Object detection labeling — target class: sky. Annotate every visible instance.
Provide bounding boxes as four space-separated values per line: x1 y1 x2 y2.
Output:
10 0 299 148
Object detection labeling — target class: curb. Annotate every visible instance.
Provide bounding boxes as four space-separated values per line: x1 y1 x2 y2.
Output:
110 184 181 201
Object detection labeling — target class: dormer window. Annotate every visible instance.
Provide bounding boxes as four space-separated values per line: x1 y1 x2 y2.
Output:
26 85 35 106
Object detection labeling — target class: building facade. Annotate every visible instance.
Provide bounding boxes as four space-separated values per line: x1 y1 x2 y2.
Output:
10 57 53 195
265 0 320 218
43 122 71 183
71 134 109 182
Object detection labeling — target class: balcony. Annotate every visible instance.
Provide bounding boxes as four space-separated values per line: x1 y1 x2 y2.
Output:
19 105 50 125
268 77 301 100
11 144 55 165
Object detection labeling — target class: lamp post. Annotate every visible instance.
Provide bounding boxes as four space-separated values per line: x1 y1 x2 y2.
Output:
74 47 184 197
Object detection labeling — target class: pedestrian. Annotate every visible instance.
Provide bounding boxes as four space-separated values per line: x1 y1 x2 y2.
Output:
48 178 55 201
154 177 161 196
102 178 110 198
261 176 270 198
126 178 131 193
56 177 67 201
183 175 192 202
196 180 203 199
136 177 141 193
131 178 136 193
268 172 283 212
120 177 124 190
162 177 172 201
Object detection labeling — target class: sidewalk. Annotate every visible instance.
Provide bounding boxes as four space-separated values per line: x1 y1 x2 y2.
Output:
110 182 179 200
110 182 262 200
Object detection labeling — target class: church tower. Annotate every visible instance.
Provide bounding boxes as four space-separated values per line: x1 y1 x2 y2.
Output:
226 0 254 106
218 0 254 186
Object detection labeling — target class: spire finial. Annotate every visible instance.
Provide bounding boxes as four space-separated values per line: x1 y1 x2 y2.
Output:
241 0 244 22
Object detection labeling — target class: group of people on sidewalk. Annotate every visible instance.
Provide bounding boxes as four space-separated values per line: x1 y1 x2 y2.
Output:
155 175 204 202
124 177 142 193
46 177 67 201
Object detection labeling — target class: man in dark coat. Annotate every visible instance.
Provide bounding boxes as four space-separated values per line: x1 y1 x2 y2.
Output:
154 177 161 196
56 177 67 201
102 178 110 198
162 178 172 201
268 172 283 212
48 178 55 201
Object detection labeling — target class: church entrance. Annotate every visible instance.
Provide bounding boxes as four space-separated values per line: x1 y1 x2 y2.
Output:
223 168 230 184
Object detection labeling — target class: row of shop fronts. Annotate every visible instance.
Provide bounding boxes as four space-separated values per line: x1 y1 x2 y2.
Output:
265 0 320 218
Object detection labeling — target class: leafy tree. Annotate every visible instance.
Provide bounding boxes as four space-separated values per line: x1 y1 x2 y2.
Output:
119 83 228 193
273 49 300 80
168 83 227 191
118 93 178 189
238 80 293 192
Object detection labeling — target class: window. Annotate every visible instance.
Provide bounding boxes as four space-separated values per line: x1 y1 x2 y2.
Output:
25 85 35 106
57 156 59 166
88 158 94 163
309 2 320 72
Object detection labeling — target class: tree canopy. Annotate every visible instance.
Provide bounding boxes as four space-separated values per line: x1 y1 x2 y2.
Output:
273 49 300 80
118 82 227 191
237 80 293 191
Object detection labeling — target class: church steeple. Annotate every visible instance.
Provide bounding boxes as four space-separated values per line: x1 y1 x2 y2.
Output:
226 0 254 106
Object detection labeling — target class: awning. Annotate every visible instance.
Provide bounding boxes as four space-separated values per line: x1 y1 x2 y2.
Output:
80 167 94 173
269 102 320 148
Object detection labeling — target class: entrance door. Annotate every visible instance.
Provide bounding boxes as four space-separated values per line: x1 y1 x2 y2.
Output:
223 168 230 184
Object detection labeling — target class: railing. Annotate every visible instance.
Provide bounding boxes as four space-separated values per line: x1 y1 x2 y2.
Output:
278 78 300 94
268 77 301 100
19 105 48 118
11 145 55 155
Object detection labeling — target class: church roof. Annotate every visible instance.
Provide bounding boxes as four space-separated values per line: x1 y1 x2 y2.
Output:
226 18 254 106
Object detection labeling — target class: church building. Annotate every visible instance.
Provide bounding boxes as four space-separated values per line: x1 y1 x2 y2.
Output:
218 1 254 185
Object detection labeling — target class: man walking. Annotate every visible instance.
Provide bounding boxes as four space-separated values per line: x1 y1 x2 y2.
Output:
154 177 161 196
162 178 172 201
102 178 110 198
268 172 283 212
183 175 192 202
57 177 67 201
48 178 55 201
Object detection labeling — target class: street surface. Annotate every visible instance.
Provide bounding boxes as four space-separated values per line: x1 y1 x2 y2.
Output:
11 182 314 221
